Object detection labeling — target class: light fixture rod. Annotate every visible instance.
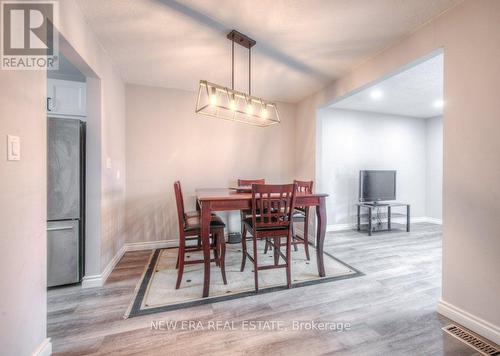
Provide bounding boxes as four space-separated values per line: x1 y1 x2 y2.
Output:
248 46 251 96
227 30 256 96
231 36 234 90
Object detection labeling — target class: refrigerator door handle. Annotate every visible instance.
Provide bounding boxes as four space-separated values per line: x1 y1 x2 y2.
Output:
47 224 75 231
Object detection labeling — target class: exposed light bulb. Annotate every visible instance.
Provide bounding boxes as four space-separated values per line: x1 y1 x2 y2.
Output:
209 94 217 106
229 95 236 111
209 87 217 106
370 89 383 100
433 99 444 108
246 103 253 115
261 107 269 119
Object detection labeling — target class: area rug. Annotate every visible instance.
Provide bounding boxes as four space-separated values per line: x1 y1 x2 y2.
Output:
126 240 362 318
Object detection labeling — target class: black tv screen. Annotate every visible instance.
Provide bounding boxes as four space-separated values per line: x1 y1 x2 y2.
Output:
359 170 396 202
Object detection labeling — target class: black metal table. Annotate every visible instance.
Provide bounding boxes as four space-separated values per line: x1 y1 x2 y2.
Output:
356 202 410 236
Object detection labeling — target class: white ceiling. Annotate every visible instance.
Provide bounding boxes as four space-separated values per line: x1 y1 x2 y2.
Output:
332 53 443 118
76 0 459 103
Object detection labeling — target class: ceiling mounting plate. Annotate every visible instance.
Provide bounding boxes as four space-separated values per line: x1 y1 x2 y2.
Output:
227 30 256 49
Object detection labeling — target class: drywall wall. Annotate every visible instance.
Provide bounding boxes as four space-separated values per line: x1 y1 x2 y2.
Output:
318 109 427 226
426 116 443 221
98 68 126 272
295 0 500 342
57 0 126 277
0 71 48 355
125 84 296 243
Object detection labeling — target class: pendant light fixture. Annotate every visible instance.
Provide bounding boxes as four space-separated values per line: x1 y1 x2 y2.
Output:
195 30 280 127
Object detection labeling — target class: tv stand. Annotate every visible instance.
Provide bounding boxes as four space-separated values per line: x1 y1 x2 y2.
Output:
363 201 389 206
356 202 410 236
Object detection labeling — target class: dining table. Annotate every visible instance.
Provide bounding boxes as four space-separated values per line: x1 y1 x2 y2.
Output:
196 187 329 298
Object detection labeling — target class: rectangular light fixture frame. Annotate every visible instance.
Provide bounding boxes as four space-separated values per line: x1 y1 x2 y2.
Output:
195 80 280 127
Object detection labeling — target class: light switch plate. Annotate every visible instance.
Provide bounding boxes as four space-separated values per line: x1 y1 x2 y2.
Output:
7 135 20 161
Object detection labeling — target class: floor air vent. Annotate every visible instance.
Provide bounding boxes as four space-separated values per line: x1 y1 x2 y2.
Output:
442 324 499 355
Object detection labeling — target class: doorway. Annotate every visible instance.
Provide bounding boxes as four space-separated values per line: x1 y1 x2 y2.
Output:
46 33 102 287
46 51 87 287
316 51 443 233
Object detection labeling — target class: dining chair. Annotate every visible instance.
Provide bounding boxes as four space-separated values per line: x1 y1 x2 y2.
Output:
237 178 265 235
264 180 313 260
240 183 297 291
237 178 266 186
174 181 227 289
292 180 313 260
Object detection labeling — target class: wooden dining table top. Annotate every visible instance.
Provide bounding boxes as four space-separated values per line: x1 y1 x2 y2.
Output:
196 187 328 201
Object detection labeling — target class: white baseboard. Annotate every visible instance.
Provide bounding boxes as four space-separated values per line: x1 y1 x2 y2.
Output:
81 274 104 288
390 216 442 225
426 217 442 224
82 240 177 288
125 239 177 252
327 216 442 232
438 299 500 345
32 338 52 356
82 243 127 288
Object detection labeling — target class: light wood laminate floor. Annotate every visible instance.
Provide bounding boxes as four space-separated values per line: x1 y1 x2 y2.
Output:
48 223 483 355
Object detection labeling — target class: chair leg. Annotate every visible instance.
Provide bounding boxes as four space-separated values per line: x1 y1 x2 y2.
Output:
264 240 270 254
303 208 310 261
253 236 259 292
213 233 220 267
286 232 292 289
273 237 279 266
240 224 247 272
291 221 298 251
240 211 245 238
176 252 179 269
218 231 227 285
175 241 185 289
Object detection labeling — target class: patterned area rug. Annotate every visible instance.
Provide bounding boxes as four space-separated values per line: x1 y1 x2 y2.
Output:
126 240 362 317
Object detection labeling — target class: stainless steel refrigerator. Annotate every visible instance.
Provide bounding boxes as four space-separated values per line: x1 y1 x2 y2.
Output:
47 117 85 287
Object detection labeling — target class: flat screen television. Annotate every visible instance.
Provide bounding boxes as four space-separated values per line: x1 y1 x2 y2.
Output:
359 170 396 202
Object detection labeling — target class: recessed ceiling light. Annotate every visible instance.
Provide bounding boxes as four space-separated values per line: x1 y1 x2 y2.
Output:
370 89 383 100
433 99 444 108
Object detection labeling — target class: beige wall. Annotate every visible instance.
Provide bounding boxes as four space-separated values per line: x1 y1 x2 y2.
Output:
0 71 47 354
125 84 296 243
57 0 127 276
295 0 500 342
99 65 126 271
